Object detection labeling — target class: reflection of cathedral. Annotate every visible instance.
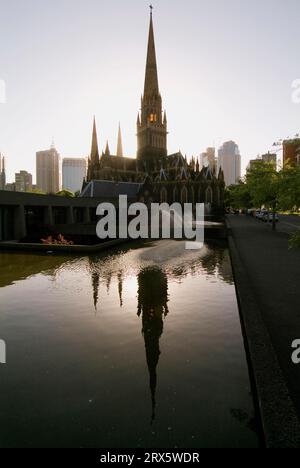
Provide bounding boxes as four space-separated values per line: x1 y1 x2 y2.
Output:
84 10 224 211
137 267 169 423
87 245 232 421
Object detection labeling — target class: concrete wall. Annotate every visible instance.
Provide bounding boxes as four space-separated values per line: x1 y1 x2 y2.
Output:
0 191 112 241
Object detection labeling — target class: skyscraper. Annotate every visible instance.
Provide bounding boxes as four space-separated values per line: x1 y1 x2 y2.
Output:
218 141 241 186
15 171 33 192
36 145 60 193
0 154 6 190
283 138 300 166
200 148 217 172
62 158 87 193
261 152 277 165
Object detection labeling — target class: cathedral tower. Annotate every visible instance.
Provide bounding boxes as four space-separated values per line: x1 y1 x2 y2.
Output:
137 8 167 170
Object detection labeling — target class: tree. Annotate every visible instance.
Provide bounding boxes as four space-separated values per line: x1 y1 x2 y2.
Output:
30 188 46 195
246 162 281 230
225 182 252 210
55 189 75 198
278 165 300 211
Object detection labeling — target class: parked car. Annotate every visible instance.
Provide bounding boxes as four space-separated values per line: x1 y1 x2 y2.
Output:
264 212 279 223
256 210 267 220
261 212 269 222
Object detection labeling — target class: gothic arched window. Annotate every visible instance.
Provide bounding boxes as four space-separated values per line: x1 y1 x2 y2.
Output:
160 187 168 203
181 186 188 205
173 186 178 202
198 187 202 203
206 186 213 204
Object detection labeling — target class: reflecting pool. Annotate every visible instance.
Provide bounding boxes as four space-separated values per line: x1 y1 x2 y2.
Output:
0 240 259 448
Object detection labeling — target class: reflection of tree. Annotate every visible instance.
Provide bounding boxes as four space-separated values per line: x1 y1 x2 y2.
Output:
0 252 72 288
165 245 234 285
137 267 169 423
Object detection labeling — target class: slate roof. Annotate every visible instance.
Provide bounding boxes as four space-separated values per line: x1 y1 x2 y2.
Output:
80 180 143 199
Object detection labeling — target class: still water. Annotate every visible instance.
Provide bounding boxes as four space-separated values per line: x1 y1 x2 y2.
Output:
0 240 258 448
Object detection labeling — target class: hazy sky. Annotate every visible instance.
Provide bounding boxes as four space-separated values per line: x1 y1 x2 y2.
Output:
1 0 300 183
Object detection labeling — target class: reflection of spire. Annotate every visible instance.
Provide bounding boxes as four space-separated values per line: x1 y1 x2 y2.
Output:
118 271 123 307
137 267 169 424
106 271 112 293
92 271 100 311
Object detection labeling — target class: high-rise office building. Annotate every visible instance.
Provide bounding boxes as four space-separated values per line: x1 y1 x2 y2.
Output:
200 147 217 172
36 145 60 193
62 158 87 193
261 152 277 165
0 154 6 190
283 138 300 166
15 171 33 192
218 141 241 186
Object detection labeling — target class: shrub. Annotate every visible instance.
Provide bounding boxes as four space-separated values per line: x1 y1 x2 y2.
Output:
41 234 74 246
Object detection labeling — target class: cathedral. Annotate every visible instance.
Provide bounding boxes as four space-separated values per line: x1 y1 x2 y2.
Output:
84 9 224 211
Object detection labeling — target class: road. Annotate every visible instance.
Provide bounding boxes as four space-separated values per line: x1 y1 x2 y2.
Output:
277 214 300 234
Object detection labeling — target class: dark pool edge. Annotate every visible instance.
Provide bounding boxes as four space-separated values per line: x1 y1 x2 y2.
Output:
0 238 132 254
226 218 300 449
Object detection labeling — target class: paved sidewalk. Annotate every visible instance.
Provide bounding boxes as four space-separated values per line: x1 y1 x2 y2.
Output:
227 215 300 445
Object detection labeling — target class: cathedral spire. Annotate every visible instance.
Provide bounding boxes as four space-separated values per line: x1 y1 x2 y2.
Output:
116 123 124 157
0 154 6 190
144 7 159 97
105 140 111 156
137 7 167 164
163 110 167 125
90 117 100 165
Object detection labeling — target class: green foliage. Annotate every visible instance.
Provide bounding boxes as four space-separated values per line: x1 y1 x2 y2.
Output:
246 162 280 211
30 188 46 195
225 183 252 209
55 189 75 198
278 166 300 211
242 162 300 214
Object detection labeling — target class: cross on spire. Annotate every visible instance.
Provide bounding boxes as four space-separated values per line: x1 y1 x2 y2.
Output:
144 5 159 96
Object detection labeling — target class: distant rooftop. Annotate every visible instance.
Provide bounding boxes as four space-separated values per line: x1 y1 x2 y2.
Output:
80 180 143 199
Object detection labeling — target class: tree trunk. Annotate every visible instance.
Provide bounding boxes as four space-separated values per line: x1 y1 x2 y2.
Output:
272 209 276 231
